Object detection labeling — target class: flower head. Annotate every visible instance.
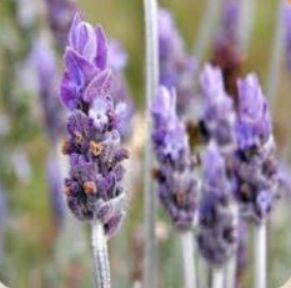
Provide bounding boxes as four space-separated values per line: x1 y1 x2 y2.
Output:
61 13 112 110
236 74 272 150
197 142 238 267
60 14 129 237
151 87 198 231
234 74 278 223
158 8 197 115
200 64 236 150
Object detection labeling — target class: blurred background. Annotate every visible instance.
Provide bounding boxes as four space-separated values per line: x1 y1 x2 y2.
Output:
0 0 291 287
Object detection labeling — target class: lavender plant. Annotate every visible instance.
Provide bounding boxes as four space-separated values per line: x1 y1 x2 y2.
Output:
197 142 238 288
200 64 236 152
158 8 197 116
233 74 279 288
60 13 130 287
151 86 199 288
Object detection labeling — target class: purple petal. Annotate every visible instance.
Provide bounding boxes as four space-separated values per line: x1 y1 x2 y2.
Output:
95 26 108 69
83 68 112 103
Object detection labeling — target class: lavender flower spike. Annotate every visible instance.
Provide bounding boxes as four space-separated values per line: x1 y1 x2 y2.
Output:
158 9 197 116
234 74 278 223
197 142 238 268
151 86 198 231
152 86 198 288
61 13 129 288
200 64 236 151
234 74 279 288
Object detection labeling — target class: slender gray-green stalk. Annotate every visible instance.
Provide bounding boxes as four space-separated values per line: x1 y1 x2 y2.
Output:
143 0 159 287
238 0 257 54
212 268 224 288
254 221 267 288
266 0 285 105
180 231 197 288
193 0 222 66
91 220 111 288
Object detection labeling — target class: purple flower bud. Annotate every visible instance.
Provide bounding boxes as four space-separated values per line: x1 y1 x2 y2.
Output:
61 13 111 110
197 142 238 267
61 15 129 237
236 74 272 150
151 87 198 231
234 74 279 223
200 64 236 149
158 8 197 115
30 40 64 142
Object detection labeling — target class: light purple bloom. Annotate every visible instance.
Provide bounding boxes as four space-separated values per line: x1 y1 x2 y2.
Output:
233 74 278 223
200 64 236 150
158 8 197 115
31 40 64 142
197 142 238 267
151 87 198 231
61 14 129 237
61 13 111 110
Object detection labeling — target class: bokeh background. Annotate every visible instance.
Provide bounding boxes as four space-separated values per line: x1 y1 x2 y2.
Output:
0 0 291 287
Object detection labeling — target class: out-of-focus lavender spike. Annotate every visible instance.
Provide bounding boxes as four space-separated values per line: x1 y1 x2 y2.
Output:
200 64 237 151
151 87 199 231
11 150 31 184
234 74 279 288
197 142 238 267
211 0 243 100
44 0 76 50
266 0 285 104
60 14 130 287
158 8 197 116
30 39 65 143
108 41 135 141
234 74 279 223
194 0 222 68
151 87 198 288
47 154 66 228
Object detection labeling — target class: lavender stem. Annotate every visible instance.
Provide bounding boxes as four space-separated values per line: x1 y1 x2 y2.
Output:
266 0 285 104
224 253 237 288
143 0 159 287
180 231 197 288
194 0 222 66
254 221 267 288
91 220 111 288
212 267 224 288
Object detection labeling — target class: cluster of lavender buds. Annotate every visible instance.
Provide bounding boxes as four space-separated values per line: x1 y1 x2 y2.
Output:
200 64 236 151
211 0 242 100
60 13 129 237
158 8 197 116
108 41 135 141
283 1 291 72
151 86 198 231
44 0 76 50
30 40 64 142
233 74 279 223
197 143 238 267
